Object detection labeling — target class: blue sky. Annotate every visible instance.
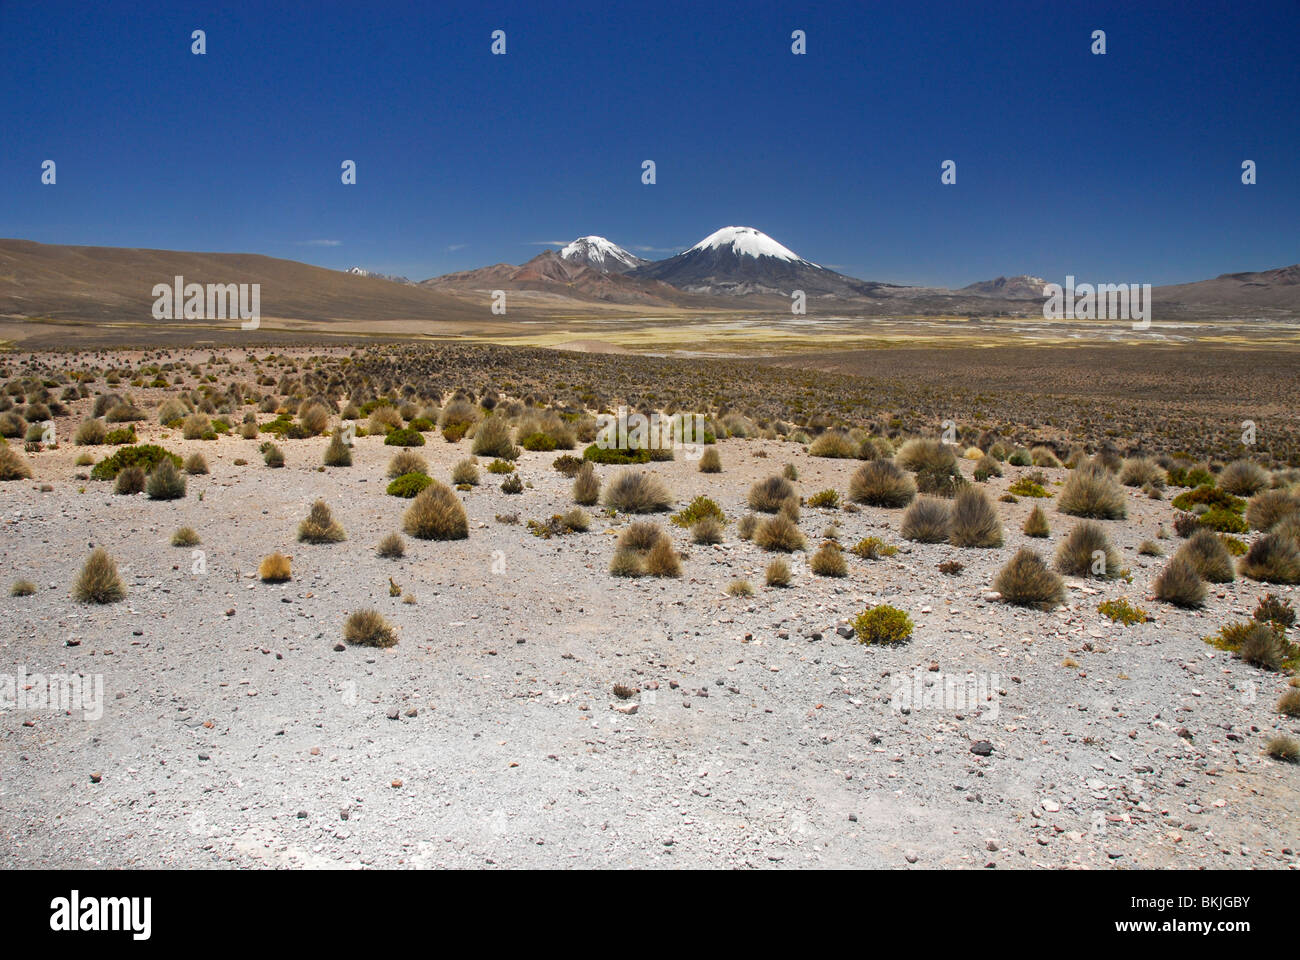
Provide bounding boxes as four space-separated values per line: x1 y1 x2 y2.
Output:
1 0 1296 287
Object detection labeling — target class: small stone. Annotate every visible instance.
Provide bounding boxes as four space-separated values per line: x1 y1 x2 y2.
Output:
970 740 994 756
386 708 399 720
904 849 919 863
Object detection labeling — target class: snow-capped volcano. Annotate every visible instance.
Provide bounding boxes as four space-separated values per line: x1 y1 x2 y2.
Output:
687 226 818 266
558 236 646 274
630 225 882 298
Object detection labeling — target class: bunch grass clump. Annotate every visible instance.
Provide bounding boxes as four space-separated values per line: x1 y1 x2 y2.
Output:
1054 520 1121 579
748 475 796 513
1238 533 1300 584
604 470 670 513
901 496 951 543
572 461 600 505
323 429 353 467
765 558 792 587
1153 554 1206 608
298 500 346 543
994 548 1066 610
376 532 405 558
1058 461 1126 519
258 551 292 582
73 548 126 604
810 541 848 576
849 459 917 507
343 609 398 648
754 514 806 552
403 481 469 540
1218 459 1270 496
948 486 1003 548
146 458 187 500
1175 529 1235 583
1023 504 1050 537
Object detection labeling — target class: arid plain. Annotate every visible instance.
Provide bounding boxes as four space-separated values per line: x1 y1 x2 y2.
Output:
2 329 1300 869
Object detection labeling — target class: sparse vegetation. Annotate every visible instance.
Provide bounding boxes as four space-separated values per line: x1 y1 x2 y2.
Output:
1098 597 1148 625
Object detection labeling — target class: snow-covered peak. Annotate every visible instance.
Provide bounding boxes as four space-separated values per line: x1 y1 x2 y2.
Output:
559 236 643 272
688 226 816 266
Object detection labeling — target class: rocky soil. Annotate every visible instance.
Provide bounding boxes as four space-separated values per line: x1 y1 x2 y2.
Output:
2 385 1298 869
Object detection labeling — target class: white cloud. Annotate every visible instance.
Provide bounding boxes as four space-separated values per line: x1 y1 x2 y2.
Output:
297 239 342 247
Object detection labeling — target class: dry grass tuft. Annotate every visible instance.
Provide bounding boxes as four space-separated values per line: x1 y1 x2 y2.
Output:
403 482 469 540
73 548 126 604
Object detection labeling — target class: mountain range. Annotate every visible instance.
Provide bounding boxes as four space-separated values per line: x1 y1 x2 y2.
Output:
0 228 1296 339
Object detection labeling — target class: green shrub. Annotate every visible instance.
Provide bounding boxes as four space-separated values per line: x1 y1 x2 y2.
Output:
850 536 898 560
583 442 652 465
671 495 725 528
1007 477 1050 498
807 488 841 508
387 472 434 498
519 432 557 452
1098 598 1147 625
384 427 425 447
90 444 182 481
1170 485 1244 515
852 604 914 645
487 459 515 474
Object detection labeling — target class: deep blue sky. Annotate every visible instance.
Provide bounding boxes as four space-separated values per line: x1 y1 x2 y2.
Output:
2 0 1296 287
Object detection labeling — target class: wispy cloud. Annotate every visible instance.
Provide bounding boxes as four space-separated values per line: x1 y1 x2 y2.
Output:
525 240 568 247
445 243 468 252
296 239 342 247
632 245 684 254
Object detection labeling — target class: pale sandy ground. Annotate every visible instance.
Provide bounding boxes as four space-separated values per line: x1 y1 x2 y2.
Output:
1 388 1298 869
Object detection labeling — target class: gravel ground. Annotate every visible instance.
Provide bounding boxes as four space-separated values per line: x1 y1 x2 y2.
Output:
2 417 1298 869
